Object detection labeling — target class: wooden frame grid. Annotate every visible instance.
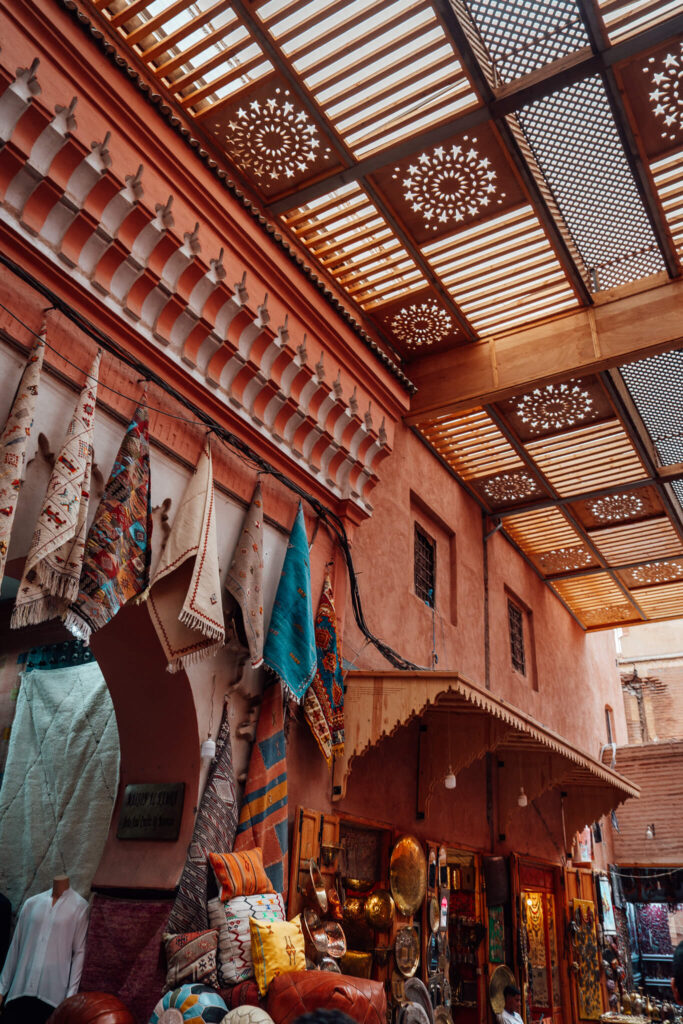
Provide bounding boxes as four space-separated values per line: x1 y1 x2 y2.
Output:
79 0 683 362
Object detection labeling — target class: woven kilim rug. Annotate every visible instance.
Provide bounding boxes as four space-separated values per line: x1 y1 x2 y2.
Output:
304 573 344 768
0 333 45 588
12 351 101 627
65 403 151 642
168 699 238 934
147 438 224 671
263 502 316 702
234 680 288 895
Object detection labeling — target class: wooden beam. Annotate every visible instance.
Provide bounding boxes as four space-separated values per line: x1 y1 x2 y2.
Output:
405 273 683 421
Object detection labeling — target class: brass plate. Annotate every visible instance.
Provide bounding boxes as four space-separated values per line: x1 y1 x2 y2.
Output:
395 925 420 978
390 835 427 916
489 964 516 1014
365 889 396 930
323 920 347 959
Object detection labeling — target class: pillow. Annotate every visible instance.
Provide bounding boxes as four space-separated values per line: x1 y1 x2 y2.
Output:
208 892 285 986
209 849 274 902
249 916 306 996
162 929 219 992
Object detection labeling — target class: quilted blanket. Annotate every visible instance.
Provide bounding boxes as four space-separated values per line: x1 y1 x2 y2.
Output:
0 662 120 910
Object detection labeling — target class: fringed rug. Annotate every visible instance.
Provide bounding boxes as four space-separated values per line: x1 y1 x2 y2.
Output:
147 438 224 671
304 574 344 768
12 351 100 627
0 333 45 587
65 402 151 642
263 502 315 702
225 480 264 668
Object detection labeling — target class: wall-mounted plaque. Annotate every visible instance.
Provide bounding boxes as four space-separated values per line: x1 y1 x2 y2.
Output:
116 783 185 841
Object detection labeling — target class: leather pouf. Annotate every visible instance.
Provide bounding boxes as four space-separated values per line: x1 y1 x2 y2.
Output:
266 970 386 1024
149 984 228 1023
46 992 135 1023
221 1009 274 1024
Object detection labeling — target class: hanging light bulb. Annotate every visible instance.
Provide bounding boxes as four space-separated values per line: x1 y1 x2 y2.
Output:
201 736 216 761
443 712 456 789
517 786 528 808
646 823 655 840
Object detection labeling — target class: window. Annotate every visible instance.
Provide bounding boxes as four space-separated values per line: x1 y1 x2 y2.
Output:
508 598 526 674
414 524 436 607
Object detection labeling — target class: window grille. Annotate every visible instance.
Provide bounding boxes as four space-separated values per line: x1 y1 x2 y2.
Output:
414 525 436 607
508 599 526 674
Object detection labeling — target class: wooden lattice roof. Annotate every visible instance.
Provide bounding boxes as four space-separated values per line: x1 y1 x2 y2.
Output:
74 0 683 627
416 357 683 630
79 0 683 352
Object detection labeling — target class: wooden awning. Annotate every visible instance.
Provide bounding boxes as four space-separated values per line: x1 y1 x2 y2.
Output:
333 670 639 836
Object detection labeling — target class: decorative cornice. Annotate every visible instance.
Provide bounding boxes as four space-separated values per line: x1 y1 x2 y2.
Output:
56 0 417 396
0 64 393 510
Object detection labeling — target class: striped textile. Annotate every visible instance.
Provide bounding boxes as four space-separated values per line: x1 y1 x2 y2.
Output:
208 848 274 902
233 681 288 895
167 700 239 934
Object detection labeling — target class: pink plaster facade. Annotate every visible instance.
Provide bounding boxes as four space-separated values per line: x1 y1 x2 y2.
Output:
0 0 631 903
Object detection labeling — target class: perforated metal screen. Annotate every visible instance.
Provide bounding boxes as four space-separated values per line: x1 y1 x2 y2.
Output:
516 77 665 290
461 0 588 83
619 349 683 515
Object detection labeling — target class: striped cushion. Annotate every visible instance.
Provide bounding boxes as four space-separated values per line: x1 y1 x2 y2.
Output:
208 892 285 986
209 848 274 902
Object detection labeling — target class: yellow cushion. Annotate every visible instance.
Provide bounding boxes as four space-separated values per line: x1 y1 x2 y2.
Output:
249 915 306 995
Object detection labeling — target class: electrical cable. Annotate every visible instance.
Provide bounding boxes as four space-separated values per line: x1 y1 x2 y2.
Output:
0 249 421 670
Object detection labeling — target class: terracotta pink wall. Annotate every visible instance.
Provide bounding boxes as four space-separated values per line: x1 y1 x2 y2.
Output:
339 425 622 757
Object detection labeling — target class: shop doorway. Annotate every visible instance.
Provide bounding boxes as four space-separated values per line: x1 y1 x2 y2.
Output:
521 888 562 1023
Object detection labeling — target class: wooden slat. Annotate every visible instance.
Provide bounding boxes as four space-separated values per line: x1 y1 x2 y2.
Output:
525 420 647 496
589 517 683 564
422 205 578 336
551 572 640 626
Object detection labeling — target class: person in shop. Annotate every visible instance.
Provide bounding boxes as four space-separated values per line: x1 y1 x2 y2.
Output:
497 984 524 1024
672 940 683 1006
0 876 88 1024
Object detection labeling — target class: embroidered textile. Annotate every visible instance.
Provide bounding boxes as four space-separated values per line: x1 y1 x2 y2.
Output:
225 481 264 667
207 891 285 986
263 502 315 701
0 334 45 587
147 439 224 671
162 929 219 992
304 574 344 767
12 352 100 627
167 700 239 934
65 403 151 642
234 681 288 895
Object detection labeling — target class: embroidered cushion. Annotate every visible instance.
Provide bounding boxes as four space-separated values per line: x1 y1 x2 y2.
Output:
249 916 306 996
162 928 219 992
209 849 274 902
208 892 285 986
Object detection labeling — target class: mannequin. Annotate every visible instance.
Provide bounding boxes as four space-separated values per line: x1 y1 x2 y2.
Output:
0 876 89 1024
